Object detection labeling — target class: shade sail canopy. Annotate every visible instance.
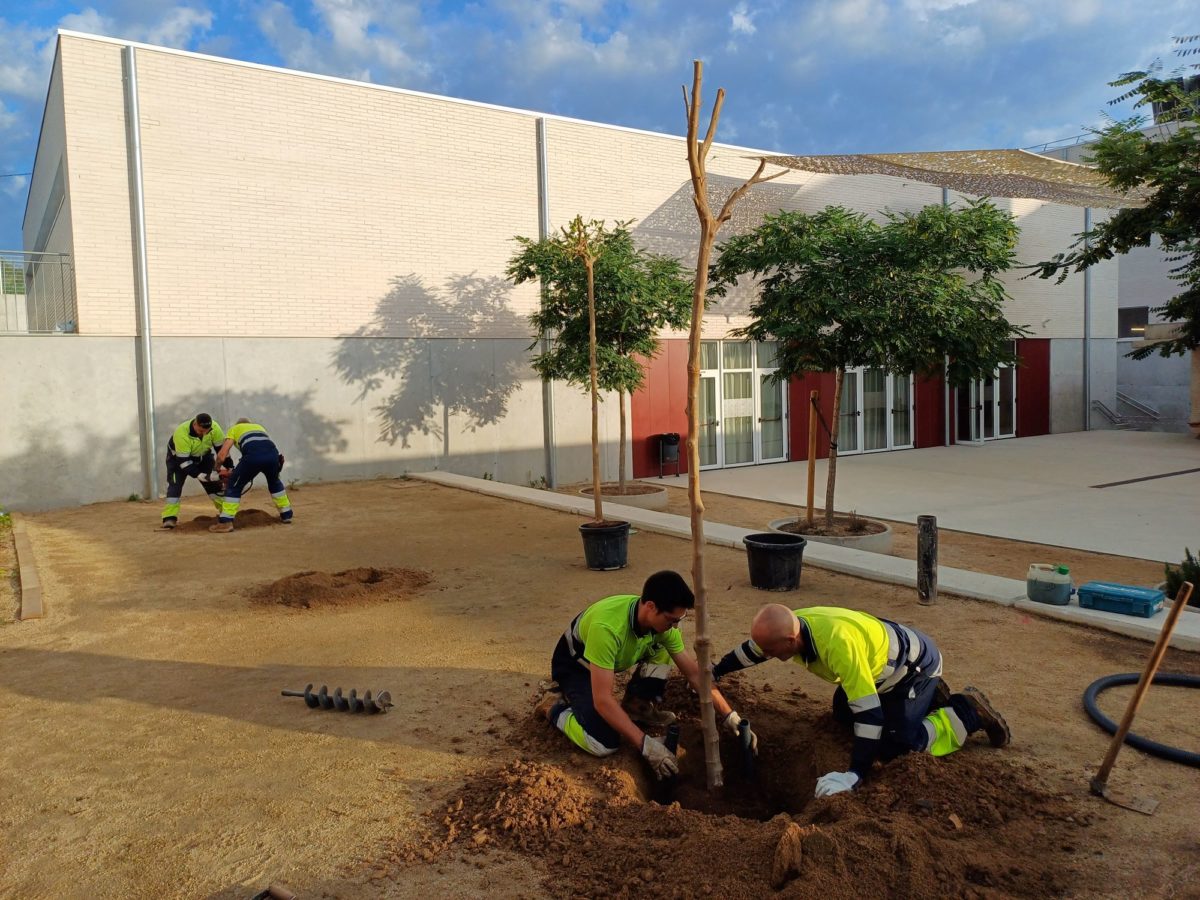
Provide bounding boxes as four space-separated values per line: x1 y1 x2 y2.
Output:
757 149 1148 208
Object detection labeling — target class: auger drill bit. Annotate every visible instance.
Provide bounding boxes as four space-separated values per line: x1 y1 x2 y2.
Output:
281 685 393 714
280 683 320 708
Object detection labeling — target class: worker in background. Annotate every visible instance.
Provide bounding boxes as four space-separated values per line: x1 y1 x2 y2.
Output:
209 418 293 533
161 412 226 529
713 604 1010 799
534 570 757 781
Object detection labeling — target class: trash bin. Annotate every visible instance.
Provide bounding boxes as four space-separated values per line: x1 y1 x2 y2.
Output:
658 432 680 477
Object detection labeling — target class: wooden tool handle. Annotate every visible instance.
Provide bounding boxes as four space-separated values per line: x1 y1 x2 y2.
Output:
1093 581 1193 787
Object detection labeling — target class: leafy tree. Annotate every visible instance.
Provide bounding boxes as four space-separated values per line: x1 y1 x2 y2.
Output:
508 219 693 501
711 200 1026 526
1034 37 1200 360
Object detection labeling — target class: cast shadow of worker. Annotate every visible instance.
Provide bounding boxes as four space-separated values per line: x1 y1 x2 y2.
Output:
0 647 536 749
330 273 528 460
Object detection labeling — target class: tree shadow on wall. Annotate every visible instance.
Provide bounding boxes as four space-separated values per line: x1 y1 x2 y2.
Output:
155 389 348 477
331 273 529 459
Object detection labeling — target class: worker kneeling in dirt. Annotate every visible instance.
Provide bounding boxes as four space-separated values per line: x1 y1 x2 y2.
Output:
208 418 293 533
714 604 1010 799
536 570 756 781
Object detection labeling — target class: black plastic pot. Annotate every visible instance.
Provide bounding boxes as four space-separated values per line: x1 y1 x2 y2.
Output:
580 521 631 571
743 532 807 591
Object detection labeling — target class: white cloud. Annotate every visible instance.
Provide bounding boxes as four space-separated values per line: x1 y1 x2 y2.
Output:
257 0 431 87
730 3 756 36
58 5 213 48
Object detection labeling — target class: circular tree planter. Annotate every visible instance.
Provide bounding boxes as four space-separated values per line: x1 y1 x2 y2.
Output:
580 520 631 570
769 516 894 555
580 483 669 511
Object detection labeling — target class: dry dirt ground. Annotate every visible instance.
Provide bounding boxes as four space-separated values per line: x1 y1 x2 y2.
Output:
1 479 1198 899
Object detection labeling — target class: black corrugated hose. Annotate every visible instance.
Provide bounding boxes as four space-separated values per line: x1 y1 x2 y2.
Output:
1083 673 1200 768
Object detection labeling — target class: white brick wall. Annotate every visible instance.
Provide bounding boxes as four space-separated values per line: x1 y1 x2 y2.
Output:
53 33 1117 347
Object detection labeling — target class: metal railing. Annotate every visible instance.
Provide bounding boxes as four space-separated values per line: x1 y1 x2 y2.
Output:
1115 391 1161 420
0 250 77 334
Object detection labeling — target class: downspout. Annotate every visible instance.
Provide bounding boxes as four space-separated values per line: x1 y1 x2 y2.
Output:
942 187 951 446
536 117 557 487
123 45 159 500
1083 207 1092 431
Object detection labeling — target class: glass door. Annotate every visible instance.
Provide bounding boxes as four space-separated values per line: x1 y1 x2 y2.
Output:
757 341 787 462
721 342 756 466
956 381 983 443
891 374 914 448
862 368 889 451
839 368 913 454
997 365 1016 438
698 342 720 468
838 370 861 453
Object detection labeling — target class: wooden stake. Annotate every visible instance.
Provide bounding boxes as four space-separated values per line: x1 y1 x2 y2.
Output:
806 390 818 524
917 515 937 605
1092 581 1193 797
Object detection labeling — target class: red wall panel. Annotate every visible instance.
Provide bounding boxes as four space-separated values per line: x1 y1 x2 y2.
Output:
1016 338 1050 437
789 372 837 460
631 340 691 478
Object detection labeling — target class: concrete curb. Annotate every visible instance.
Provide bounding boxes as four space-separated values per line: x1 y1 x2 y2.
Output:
411 471 1200 653
10 513 44 620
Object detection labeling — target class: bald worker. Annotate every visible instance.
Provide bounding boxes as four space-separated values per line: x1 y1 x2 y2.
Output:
713 604 1010 798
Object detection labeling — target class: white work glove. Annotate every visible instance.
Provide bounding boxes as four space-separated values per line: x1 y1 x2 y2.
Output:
641 735 680 780
814 770 860 798
722 711 759 754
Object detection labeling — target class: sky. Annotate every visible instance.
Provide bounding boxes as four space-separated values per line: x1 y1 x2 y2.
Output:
0 0 1195 249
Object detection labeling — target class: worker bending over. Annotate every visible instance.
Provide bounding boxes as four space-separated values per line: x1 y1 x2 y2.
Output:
161 412 226 529
536 570 756 780
714 604 1010 798
209 419 293 533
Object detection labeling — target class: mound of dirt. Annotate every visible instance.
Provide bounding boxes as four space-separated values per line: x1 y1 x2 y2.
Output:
175 509 280 533
248 567 431 609
396 676 1093 899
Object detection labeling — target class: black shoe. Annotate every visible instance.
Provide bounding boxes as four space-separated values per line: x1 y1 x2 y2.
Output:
161 517 177 530
622 697 677 727
932 676 951 709
962 686 1011 747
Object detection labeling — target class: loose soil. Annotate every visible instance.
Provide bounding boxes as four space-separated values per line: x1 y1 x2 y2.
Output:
2 479 1198 898
402 678 1086 900
249 567 432 610
174 508 281 533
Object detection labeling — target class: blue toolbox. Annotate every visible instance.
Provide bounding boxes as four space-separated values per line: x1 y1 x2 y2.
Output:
1076 581 1165 618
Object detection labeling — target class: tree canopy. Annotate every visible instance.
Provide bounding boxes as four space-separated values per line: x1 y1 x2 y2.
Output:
508 222 693 394
1033 52 1200 359
710 199 1026 385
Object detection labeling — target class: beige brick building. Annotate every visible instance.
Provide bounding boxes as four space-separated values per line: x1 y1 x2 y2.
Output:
3 30 1119 510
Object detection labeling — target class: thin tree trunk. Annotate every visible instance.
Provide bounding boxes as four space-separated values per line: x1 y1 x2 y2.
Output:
587 258 603 523
683 59 784 790
825 368 844 528
618 389 627 493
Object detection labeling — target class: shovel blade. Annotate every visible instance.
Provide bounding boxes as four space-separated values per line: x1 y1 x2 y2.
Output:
1090 777 1159 816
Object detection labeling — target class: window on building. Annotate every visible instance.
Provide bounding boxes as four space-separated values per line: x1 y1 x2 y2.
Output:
1118 306 1149 339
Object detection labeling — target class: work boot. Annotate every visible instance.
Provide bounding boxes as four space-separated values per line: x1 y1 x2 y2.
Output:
534 689 561 723
622 697 677 727
208 521 235 534
961 686 1011 748
931 676 951 709
161 517 177 530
